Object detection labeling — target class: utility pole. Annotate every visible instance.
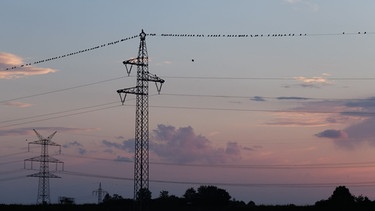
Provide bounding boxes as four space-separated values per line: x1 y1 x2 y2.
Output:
117 29 164 210
93 182 108 204
24 129 64 204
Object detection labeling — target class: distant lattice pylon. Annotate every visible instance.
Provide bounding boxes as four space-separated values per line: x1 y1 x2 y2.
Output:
92 182 108 204
24 129 64 204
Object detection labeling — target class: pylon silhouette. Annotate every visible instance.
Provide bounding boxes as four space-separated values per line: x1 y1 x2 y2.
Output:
24 129 64 204
117 30 164 210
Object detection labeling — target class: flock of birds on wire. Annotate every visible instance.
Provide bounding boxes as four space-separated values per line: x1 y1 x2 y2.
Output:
2 31 371 71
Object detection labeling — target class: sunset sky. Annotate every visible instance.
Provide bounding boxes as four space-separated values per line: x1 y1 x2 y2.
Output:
1 0 375 205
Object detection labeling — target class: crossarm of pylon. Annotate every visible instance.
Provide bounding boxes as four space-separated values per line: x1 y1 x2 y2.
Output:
33 129 44 140
47 131 57 141
27 172 61 178
24 155 44 162
143 73 165 83
123 61 134 76
142 73 165 93
116 86 146 105
24 155 63 163
28 140 43 151
123 58 147 75
24 156 64 171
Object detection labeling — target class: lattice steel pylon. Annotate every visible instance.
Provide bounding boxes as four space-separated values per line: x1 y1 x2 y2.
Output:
24 129 64 204
116 30 164 208
92 182 108 204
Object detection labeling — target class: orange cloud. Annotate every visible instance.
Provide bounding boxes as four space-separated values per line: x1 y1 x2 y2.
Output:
0 52 57 79
3 101 33 108
293 73 333 87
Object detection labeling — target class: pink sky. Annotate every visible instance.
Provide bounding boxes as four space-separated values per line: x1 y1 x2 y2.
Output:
1 0 375 205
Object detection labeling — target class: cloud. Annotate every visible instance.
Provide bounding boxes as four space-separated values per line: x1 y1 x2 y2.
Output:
114 155 132 162
155 60 172 66
0 52 57 79
262 95 375 148
292 73 332 88
0 52 23 65
345 97 375 110
312 97 375 148
315 129 348 139
250 96 266 102
250 96 312 103
266 116 330 127
2 101 33 108
225 142 241 155
63 141 82 147
294 76 328 84
276 97 310 100
150 124 242 164
101 124 244 164
102 139 134 152
265 98 360 127
63 141 87 155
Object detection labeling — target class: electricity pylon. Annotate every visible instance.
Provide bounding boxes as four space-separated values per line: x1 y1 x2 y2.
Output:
116 30 164 208
93 182 108 204
24 129 64 204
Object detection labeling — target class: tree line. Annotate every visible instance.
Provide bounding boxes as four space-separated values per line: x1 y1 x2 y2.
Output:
1 185 375 210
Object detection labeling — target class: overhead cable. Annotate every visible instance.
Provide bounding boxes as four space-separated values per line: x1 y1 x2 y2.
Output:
2 34 142 71
2 31 372 71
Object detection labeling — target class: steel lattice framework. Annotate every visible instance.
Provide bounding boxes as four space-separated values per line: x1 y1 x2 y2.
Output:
92 182 107 204
117 30 164 204
24 129 64 204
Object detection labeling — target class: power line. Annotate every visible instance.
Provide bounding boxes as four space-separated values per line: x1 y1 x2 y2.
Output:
0 101 119 125
3 100 375 129
2 31 372 71
0 76 125 104
57 153 375 170
5 156 375 188
3 156 375 188
161 93 330 101
157 31 373 38
0 151 28 159
162 76 375 81
2 75 375 105
149 105 372 115
148 161 375 170
0 175 26 183
2 34 141 71
0 160 24 166
0 168 25 175
60 170 375 189
0 103 121 129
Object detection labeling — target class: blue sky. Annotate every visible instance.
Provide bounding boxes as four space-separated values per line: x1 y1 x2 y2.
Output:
1 0 375 205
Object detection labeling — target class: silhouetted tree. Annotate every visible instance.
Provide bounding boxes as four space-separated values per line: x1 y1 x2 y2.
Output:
329 186 355 203
183 187 197 204
102 193 125 203
136 188 152 202
159 190 169 199
315 186 356 208
196 185 231 207
355 194 374 208
247 200 256 207
58 196 75 205
153 190 182 211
